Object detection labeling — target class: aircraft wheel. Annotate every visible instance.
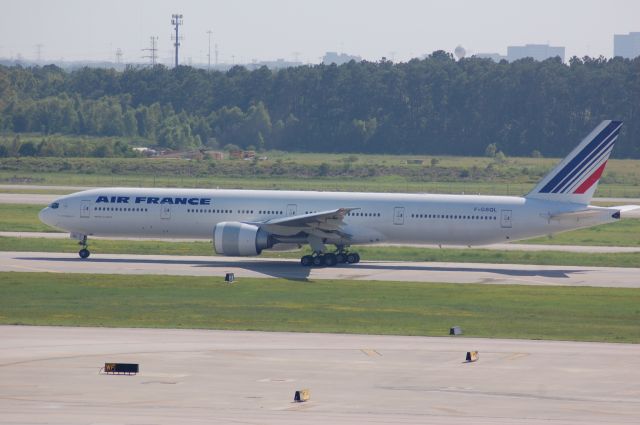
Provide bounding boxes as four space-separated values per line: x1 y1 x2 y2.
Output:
79 248 90 259
324 253 337 267
346 253 358 264
353 253 360 263
335 253 347 264
312 255 325 267
301 255 313 267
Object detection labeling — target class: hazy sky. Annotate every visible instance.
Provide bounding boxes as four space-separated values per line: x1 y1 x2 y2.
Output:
3 0 639 65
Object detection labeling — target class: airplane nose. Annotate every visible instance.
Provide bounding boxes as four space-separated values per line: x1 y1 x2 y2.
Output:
39 207 53 226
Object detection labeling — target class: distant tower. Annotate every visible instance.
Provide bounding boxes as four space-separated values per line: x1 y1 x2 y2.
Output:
171 14 184 67
142 36 158 66
115 48 123 65
35 44 43 62
454 45 466 60
215 43 219 65
206 30 213 70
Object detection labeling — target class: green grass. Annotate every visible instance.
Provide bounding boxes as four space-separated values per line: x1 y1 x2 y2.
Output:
2 152 640 196
521 219 640 247
1 272 638 343
2 236 640 268
0 188 73 195
0 204 58 232
0 170 535 194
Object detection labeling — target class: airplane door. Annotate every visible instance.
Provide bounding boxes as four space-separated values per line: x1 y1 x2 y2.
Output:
80 200 91 218
160 204 171 220
501 209 512 228
286 204 297 216
393 207 405 225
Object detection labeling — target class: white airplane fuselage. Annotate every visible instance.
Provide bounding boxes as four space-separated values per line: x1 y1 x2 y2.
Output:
39 187 617 247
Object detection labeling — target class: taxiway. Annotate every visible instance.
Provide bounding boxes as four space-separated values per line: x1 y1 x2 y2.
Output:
0 325 638 425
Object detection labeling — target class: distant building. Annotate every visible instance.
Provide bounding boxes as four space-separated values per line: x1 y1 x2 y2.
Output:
206 151 225 160
132 147 157 157
614 32 640 59
473 53 507 62
229 150 255 160
322 51 362 65
507 44 565 62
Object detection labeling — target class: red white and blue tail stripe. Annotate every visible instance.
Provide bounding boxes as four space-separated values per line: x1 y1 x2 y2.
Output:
527 120 623 205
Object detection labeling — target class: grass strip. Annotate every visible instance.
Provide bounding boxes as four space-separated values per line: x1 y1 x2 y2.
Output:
0 204 58 232
1 272 638 343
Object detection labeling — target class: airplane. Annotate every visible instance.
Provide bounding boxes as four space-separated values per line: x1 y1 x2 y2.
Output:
39 120 638 267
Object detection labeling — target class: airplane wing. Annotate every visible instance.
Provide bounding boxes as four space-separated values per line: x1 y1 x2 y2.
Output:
247 207 359 240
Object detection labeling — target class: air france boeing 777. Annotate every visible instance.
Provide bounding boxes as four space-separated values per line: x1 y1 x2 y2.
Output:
39 120 638 266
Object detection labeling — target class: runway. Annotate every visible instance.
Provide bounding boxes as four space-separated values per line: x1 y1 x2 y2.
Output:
0 325 638 425
1 250 639 287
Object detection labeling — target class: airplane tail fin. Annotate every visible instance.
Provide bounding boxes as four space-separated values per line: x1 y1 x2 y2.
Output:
526 120 623 205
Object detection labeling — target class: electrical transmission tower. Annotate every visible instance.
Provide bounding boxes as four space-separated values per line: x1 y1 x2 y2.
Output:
142 37 158 66
206 30 213 70
115 48 123 65
171 14 183 67
35 44 43 62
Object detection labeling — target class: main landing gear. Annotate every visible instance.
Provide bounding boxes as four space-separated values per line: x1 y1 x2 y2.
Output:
300 250 360 267
78 235 90 259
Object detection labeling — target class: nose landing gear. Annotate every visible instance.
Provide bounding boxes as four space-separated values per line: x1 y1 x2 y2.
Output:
77 235 90 259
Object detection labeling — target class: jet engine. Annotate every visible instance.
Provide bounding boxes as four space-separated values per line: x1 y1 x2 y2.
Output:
213 222 273 256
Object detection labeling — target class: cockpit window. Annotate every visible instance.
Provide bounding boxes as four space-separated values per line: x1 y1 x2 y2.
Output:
50 202 59 209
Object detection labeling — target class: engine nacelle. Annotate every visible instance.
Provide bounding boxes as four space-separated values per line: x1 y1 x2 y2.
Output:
213 222 273 256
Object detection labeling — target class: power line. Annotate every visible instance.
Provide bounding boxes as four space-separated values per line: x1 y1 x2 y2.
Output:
171 13 183 67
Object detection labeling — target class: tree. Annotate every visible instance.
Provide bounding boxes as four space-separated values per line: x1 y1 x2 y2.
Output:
9 135 21 156
18 141 37 156
0 56 639 157
484 143 497 158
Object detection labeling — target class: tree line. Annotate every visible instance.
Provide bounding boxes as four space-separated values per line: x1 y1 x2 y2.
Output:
0 52 639 157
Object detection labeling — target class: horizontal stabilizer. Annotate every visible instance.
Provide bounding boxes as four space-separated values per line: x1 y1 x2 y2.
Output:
610 205 640 218
547 205 639 222
610 205 640 212
548 210 603 221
